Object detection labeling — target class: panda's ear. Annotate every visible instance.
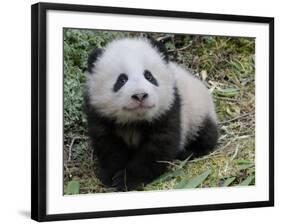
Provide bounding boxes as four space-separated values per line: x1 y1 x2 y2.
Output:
148 38 169 63
87 48 104 73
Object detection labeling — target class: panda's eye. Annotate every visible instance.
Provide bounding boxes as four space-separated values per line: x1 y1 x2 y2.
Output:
144 71 153 81
113 73 128 92
144 70 158 86
118 76 127 84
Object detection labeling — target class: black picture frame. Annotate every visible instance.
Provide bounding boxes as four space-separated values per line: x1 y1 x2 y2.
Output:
31 2 274 222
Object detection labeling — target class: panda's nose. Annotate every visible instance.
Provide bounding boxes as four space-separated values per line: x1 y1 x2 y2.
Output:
131 93 148 102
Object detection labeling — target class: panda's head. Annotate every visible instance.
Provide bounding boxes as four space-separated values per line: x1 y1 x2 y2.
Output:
86 38 175 123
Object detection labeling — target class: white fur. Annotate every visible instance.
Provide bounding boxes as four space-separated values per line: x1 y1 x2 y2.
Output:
168 62 217 149
86 37 217 149
86 38 175 123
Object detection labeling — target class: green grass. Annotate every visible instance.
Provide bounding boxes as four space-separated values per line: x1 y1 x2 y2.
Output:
63 28 255 194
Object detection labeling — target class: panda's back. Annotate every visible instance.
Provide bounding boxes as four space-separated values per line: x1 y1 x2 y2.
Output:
168 62 217 150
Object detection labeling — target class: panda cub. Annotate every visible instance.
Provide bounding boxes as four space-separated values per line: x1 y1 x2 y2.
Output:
84 37 218 191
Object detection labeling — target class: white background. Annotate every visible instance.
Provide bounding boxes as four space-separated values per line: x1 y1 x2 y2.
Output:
0 0 279 223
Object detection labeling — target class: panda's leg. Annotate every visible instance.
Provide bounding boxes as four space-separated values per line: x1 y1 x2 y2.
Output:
183 116 219 159
93 135 132 186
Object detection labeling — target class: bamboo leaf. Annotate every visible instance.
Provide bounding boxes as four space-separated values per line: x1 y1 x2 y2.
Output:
238 175 255 186
234 159 252 165
178 153 193 169
66 180 80 194
175 170 212 189
247 167 255 174
150 169 185 185
237 164 254 171
223 177 236 187
215 88 240 97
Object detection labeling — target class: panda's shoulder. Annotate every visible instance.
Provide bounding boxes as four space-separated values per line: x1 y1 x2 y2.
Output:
168 62 208 94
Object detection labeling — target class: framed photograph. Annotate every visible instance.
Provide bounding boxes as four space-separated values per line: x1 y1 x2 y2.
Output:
31 2 274 222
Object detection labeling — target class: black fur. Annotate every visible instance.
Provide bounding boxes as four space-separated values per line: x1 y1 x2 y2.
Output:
144 70 159 86
113 73 128 92
148 38 169 62
178 116 219 160
84 89 181 191
87 48 104 73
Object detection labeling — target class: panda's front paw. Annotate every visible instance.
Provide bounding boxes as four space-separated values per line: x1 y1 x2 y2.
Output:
112 169 140 191
98 168 113 186
112 169 126 191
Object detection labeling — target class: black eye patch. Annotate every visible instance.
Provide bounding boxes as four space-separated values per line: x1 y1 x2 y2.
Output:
144 70 158 86
113 73 128 92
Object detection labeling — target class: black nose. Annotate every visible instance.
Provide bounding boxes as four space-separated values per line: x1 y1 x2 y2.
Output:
131 93 148 102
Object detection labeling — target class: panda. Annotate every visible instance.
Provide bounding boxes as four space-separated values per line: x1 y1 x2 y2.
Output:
84 37 218 191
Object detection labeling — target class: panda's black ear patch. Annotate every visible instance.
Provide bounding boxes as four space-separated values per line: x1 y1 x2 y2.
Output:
87 48 104 73
148 38 169 63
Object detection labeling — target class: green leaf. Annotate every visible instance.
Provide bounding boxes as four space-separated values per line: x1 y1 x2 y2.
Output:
234 159 252 165
238 175 255 186
237 164 254 171
223 177 236 187
150 169 185 185
66 180 80 194
247 167 256 174
175 170 212 189
178 153 193 169
215 88 240 97
149 155 193 185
